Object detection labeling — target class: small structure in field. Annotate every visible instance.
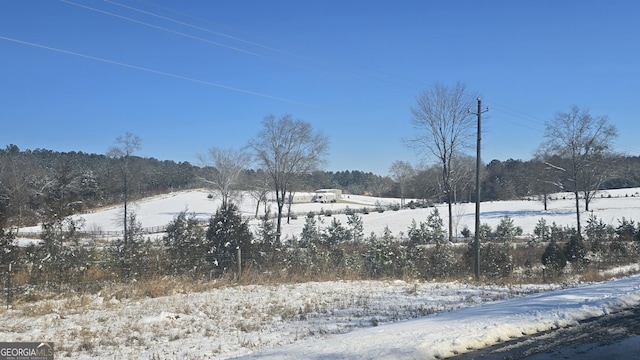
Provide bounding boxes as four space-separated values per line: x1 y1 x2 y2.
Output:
313 189 342 203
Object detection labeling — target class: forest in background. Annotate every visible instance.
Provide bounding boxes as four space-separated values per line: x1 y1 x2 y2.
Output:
2 144 640 229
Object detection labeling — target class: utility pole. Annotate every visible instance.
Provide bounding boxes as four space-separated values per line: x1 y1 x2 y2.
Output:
470 98 488 280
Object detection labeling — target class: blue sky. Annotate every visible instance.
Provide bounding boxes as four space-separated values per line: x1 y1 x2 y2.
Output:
1 1 639 175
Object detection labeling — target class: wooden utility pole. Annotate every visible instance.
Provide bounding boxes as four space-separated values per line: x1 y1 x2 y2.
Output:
470 98 488 280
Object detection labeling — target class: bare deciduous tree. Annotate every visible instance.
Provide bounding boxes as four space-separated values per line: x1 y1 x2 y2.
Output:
389 160 414 207
450 154 476 203
198 147 250 208
406 82 478 242
248 114 329 241
247 168 272 218
108 132 142 248
540 106 617 236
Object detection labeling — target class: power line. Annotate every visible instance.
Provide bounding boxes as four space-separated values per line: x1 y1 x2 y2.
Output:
60 0 271 59
0 35 320 108
60 0 419 96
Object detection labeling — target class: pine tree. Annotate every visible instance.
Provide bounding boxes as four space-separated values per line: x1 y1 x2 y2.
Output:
564 234 588 272
541 237 566 280
206 203 252 275
163 211 207 276
301 212 320 246
495 216 522 245
530 218 551 247
110 212 150 280
347 213 364 244
323 217 349 245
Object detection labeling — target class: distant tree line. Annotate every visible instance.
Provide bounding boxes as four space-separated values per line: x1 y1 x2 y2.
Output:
3 143 640 230
0 144 195 228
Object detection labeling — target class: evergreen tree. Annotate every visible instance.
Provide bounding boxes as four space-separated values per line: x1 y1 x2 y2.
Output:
110 212 150 280
364 229 406 278
323 217 349 245
300 212 320 246
541 237 567 280
347 213 364 244
163 211 207 276
530 218 551 247
564 233 588 272
585 214 611 254
426 208 446 243
206 203 252 275
495 216 523 245
407 219 428 245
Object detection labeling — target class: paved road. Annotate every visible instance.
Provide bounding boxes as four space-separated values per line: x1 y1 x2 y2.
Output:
451 306 640 359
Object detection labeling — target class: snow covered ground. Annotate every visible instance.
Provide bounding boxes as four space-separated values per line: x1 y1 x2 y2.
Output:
239 275 640 359
6 188 640 358
18 186 640 241
1 276 638 359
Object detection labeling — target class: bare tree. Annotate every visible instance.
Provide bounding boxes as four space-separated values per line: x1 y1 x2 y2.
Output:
580 152 619 211
389 160 414 207
248 114 329 241
450 153 476 203
108 132 142 248
530 153 562 211
540 106 617 236
406 82 478 242
247 168 272 218
198 147 250 208
410 163 441 202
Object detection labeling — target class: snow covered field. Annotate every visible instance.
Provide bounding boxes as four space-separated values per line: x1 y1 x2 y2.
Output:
6 188 640 358
19 186 640 241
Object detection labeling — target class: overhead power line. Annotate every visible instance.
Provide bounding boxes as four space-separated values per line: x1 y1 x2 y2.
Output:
0 35 319 108
60 0 419 96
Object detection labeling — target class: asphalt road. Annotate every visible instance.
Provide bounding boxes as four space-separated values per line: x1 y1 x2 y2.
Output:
450 306 640 359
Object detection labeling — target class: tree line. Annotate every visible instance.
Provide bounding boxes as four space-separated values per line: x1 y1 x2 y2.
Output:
3 146 640 232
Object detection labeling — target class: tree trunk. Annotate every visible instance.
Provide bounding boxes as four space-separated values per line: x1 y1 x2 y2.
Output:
275 189 285 242
448 190 454 242
574 190 581 237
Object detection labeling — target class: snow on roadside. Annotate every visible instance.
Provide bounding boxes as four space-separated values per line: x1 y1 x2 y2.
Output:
239 274 640 359
0 280 558 359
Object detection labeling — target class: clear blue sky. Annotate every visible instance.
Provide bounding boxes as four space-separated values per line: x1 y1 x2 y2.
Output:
1 0 639 175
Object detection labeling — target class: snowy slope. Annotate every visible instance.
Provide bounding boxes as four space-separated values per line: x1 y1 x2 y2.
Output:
18 187 640 240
